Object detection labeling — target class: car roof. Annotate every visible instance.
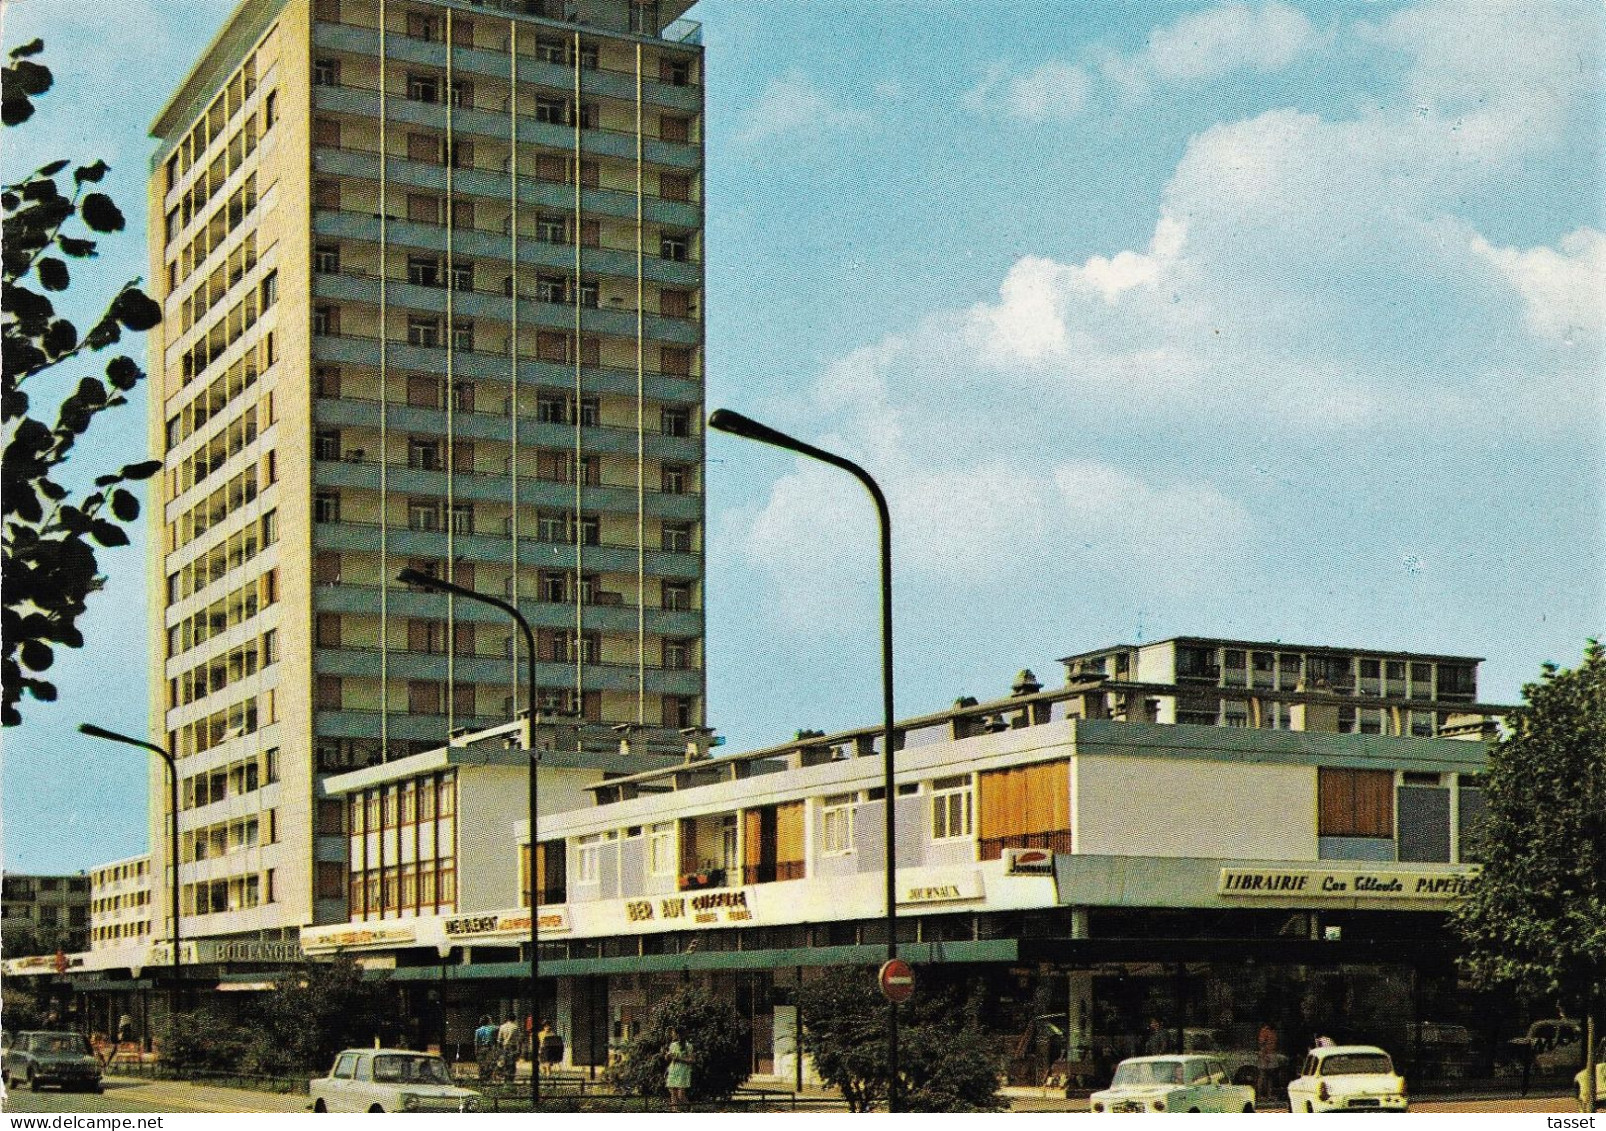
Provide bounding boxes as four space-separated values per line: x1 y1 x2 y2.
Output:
1313 1045 1391 1057
1119 1055 1211 1064
335 1048 444 1057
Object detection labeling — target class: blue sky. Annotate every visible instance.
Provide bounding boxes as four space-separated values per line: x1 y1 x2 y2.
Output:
2 0 1601 873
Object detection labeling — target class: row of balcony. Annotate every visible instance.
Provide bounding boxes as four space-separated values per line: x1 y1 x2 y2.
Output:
311 458 701 518
313 645 702 693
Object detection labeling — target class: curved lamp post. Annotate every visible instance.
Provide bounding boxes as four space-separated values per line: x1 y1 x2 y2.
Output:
79 724 181 1015
395 567 544 1109
706 408 902 1111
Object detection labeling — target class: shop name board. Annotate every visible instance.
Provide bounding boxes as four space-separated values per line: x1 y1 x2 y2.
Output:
303 924 419 949
898 873 983 905
1004 848 1056 875
1218 867 1479 900
625 889 753 926
194 940 303 964
443 908 570 938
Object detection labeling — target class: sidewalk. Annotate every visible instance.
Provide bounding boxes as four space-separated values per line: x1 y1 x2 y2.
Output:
98 1075 311 1114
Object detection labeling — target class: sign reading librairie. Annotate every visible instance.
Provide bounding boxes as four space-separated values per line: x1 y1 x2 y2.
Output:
1217 867 1478 901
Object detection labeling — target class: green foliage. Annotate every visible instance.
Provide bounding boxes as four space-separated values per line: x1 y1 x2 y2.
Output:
0 919 71 961
798 970 1006 1113
2 40 163 727
2 983 47 1031
158 1007 251 1074
242 957 394 1076
1453 641 1605 1109
608 983 751 1103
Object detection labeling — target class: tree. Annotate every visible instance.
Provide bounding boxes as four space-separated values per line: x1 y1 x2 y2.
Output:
797 970 1006 1113
1453 641 1605 1112
243 957 395 1076
608 983 750 1104
2 39 163 727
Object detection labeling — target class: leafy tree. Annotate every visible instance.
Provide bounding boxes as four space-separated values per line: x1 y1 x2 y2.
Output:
2 39 163 727
157 1006 252 1074
608 983 750 1104
0 918 71 961
243 957 394 1076
797 970 1005 1113
1454 641 1605 1112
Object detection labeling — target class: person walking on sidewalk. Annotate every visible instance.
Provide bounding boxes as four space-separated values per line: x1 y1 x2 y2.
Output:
474 1016 498 1083
497 1015 521 1083
666 1026 694 1111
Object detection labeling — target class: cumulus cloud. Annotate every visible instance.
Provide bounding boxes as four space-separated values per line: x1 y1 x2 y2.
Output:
1106 1 1320 92
1471 228 1606 345
962 60 1092 122
734 69 874 144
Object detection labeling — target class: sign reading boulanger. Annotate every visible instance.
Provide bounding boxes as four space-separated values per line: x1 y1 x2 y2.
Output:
1218 867 1478 901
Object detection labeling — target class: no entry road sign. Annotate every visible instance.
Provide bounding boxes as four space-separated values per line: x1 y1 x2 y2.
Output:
879 958 915 1003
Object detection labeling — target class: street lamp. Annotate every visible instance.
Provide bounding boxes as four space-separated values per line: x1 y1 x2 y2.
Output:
79 724 182 1016
706 408 903 1111
395 567 544 1110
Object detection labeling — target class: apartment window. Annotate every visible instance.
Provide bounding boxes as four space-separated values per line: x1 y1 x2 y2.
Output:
407 193 442 224
407 12 441 41
260 270 278 308
313 59 339 86
535 38 566 65
314 492 341 523
661 347 693 377
931 775 973 840
408 438 442 471
449 503 474 535
408 133 442 164
312 305 338 336
660 57 690 87
1318 768 1394 838
264 90 277 128
445 138 473 169
450 320 475 352
315 430 342 460
663 638 690 670
822 793 855 854
661 406 691 437
647 822 676 876
577 397 600 426
408 255 442 287
408 500 441 531
314 245 340 274
407 73 440 103
537 214 566 244
660 173 691 201
660 289 693 318
539 572 568 602
662 522 692 553
661 465 688 495
664 694 694 729
660 116 691 144
450 260 474 291
660 233 689 262
316 675 343 710
662 582 691 611
535 97 567 125
408 317 440 347
409 681 441 715
536 394 568 424
536 275 566 304
576 835 601 884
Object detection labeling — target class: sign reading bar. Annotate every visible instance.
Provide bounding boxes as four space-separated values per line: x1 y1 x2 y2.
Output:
625 888 755 927
1218 867 1479 901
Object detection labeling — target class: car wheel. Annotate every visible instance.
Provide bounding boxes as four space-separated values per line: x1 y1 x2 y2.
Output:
1234 1068 1257 1086
313 1100 327 1112
28 1069 40 1093
1188 1107 1200 1113
1305 1102 1313 1113
369 1105 384 1113
1243 1104 1256 1113
2 1068 10 1087
91 1083 104 1095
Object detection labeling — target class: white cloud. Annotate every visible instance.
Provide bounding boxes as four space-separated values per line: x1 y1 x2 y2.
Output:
962 60 1091 122
1471 228 1606 345
735 69 873 144
1099 1 1319 96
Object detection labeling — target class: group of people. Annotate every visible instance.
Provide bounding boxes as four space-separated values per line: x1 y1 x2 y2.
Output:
472 1015 565 1084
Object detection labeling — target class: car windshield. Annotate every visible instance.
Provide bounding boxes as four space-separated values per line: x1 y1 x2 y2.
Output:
31 1034 89 1056
1113 1061 1186 1086
1322 1053 1393 1076
372 1055 450 1085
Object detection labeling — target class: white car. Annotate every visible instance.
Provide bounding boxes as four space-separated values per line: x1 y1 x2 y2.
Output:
1287 1045 1408 1113
1090 1055 1258 1113
310 1049 481 1113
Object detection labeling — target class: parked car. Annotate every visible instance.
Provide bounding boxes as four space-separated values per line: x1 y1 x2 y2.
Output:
309 1049 481 1113
1503 1019 1586 1076
1287 1045 1408 1113
1576 1039 1605 1112
1180 1027 1287 1087
2 1030 103 1093
1090 1055 1258 1113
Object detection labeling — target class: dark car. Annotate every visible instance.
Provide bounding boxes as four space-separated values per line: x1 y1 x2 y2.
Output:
2 1031 103 1093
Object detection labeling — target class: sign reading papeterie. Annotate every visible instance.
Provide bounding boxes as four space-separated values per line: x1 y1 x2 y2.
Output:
1217 867 1478 901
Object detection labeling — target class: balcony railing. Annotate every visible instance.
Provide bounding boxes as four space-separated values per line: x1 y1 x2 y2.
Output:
315 262 700 323
314 329 702 382
314 452 699 500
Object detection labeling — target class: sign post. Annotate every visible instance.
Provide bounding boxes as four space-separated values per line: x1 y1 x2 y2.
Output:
878 958 915 1004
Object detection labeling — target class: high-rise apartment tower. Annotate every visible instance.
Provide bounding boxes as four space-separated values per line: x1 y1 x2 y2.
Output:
147 0 705 938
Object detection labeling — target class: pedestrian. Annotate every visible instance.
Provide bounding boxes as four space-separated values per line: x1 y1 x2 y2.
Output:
1143 1017 1169 1056
117 1013 134 1045
539 1020 564 1077
474 1015 497 1083
497 1015 521 1083
665 1026 694 1111
1257 1020 1281 1099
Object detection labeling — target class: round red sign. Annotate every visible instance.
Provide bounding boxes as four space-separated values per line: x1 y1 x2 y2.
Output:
878 958 915 1003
